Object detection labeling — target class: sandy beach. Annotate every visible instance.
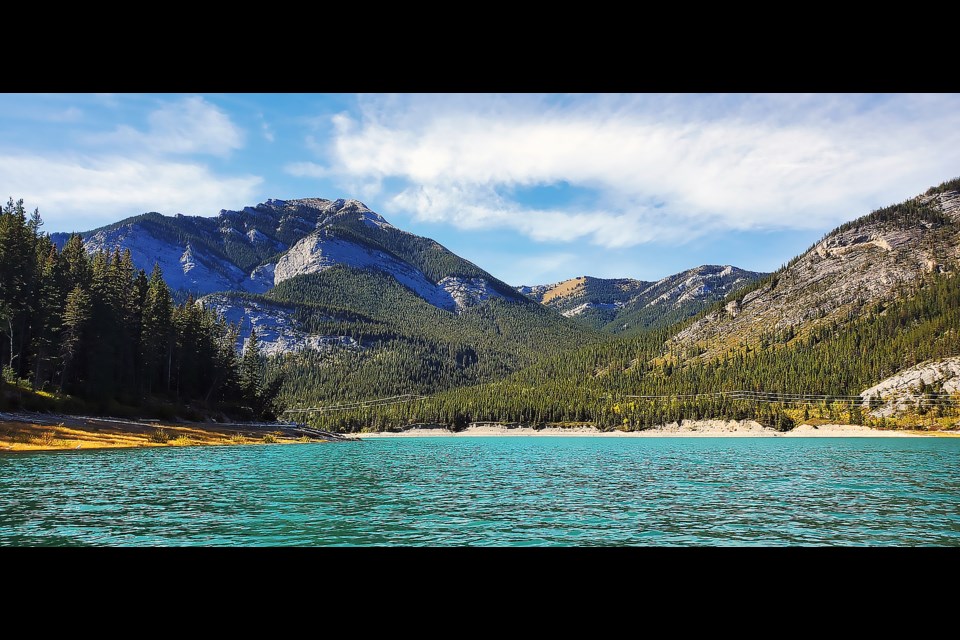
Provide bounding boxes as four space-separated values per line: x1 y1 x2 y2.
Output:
359 419 959 438
2 415 955 452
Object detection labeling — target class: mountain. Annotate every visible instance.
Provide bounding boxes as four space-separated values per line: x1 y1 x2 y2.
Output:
51 197 601 404
518 265 765 333
671 180 960 360
49 197 522 310
301 176 960 432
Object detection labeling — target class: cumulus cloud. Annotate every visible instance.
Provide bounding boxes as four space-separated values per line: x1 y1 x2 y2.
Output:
0 95 261 229
301 93 960 248
0 154 262 229
93 96 244 156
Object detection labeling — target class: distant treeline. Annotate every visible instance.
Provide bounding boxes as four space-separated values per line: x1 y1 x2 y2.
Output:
301 257 960 432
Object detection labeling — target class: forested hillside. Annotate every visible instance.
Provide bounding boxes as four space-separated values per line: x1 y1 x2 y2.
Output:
295 178 960 432
250 265 604 406
10 176 960 430
301 267 960 432
672 178 960 358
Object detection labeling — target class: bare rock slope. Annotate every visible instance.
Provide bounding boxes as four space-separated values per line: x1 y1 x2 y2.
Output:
672 188 960 358
859 356 960 417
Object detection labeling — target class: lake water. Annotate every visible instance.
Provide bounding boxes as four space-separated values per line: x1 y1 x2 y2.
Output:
2 437 959 546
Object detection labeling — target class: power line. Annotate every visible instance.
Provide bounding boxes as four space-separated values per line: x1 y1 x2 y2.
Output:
623 390 960 406
283 394 428 414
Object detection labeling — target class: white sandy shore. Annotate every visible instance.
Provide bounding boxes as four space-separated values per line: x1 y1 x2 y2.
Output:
358 419 959 438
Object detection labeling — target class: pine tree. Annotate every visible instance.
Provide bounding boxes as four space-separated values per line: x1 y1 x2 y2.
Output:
0 198 33 375
31 242 64 389
60 286 92 392
141 264 173 394
60 234 91 293
239 327 262 402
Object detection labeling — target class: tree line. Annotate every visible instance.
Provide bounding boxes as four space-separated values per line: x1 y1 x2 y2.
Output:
0 199 277 418
296 264 960 432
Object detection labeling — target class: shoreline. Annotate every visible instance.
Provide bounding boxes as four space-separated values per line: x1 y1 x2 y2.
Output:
0 414 351 453
358 420 959 439
1 415 956 452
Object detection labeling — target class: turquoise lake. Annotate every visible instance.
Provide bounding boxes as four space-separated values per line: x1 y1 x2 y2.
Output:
2 437 959 546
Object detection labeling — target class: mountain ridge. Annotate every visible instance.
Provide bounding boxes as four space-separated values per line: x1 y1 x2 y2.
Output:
518 265 766 332
670 180 960 361
49 197 525 313
44 196 604 402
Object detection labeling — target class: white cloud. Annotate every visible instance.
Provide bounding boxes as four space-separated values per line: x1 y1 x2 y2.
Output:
258 113 275 142
0 154 262 230
284 161 330 178
304 93 960 248
93 96 244 156
0 95 262 231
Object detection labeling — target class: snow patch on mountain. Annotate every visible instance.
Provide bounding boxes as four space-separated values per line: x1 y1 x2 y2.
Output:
180 245 196 273
244 263 276 294
269 197 395 232
199 294 360 357
644 266 749 308
516 284 546 297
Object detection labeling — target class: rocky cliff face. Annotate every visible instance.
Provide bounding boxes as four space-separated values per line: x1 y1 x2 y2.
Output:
51 197 371 296
859 356 960 417
199 293 361 357
671 188 960 359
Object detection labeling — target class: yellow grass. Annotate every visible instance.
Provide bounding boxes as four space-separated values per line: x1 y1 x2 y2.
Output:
0 419 321 452
540 277 586 304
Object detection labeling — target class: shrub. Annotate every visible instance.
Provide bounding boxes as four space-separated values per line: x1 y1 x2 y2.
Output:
33 431 67 447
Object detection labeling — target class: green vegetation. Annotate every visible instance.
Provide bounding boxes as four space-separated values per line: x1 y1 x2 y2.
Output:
254 266 604 407
0 199 276 419
599 298 724 335
11 177 960 433
836 178 957 235
298 258 960 432
329 212 521 298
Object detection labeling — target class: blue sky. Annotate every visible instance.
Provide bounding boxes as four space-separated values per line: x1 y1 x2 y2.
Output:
2 93 959 286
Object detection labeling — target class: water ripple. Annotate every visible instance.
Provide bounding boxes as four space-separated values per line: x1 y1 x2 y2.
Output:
1 437 959 546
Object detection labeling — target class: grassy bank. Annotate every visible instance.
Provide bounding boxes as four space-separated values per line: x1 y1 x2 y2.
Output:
0 416 334 452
